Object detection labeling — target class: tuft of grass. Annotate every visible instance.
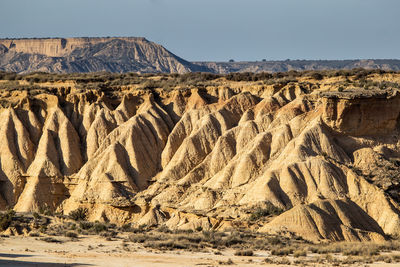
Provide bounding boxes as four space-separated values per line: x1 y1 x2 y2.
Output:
293 249 307 257
271 247 294 256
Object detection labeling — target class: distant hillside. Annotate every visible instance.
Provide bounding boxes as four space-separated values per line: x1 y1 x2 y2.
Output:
1 37 400 74
196 59 400 74
0 37 210 74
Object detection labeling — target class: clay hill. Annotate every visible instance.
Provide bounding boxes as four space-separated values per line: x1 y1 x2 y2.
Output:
2 37 400 74
0 37 209 74
1 70 400 243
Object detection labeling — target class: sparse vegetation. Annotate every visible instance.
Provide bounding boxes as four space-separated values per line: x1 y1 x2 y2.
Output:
310 72 324 80
249 202 284 221
69 207 88 221
40 237 63 243
218 258 235 265
38 205 53 216
120 223 133 232
234 249 254 256
293 249 307 257
125 227 301 253
65 231 78 238
0 210 399 266
0 69 399 109
271 247 294 256
0 210 15 231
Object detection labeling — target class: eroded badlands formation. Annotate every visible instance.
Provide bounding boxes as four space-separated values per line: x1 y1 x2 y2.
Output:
1 74 400 242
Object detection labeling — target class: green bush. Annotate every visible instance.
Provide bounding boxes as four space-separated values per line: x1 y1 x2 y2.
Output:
121 223 133 232
92 222 108 233
310 72 324 80
271 247 294 256
65 231 78 238
0 210 15 231
234 250 254 256
249 202 284 221
79 221 94 230
69 207 88 221
40 237 62 243
38 205 53 216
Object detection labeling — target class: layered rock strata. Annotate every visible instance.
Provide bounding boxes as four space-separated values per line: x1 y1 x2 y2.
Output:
1 80 400 242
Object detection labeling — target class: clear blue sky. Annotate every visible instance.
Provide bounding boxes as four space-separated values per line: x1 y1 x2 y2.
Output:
1 0 399 61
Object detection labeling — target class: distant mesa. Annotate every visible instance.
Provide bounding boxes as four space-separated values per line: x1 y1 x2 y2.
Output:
0 37 209 74
0 37 165 58
1 37 400 74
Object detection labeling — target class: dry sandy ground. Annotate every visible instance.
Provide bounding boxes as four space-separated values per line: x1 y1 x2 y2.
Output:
0 236 398 267
0 235 268 267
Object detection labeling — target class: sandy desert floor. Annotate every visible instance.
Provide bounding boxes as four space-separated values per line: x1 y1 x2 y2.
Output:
0 235 269 267
1 235 400 267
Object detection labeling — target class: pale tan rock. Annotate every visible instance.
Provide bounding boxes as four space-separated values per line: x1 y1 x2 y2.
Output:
63 98 173 215
321 90 400 135
1 79 400 241
0 109 35 205
261 199 386 242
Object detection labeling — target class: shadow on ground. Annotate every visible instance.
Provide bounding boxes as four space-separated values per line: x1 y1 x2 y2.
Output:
0 253 92 266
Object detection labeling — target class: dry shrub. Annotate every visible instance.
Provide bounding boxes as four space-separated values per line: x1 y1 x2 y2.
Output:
68 208 88 221
65 231 78 238
40 237 62 243
293 249 307 257
234 249 254 256
218 258 234 265
271 247 294 256
0 210 15 231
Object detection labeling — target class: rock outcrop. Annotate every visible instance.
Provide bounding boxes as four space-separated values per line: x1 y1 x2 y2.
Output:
1 73 400 242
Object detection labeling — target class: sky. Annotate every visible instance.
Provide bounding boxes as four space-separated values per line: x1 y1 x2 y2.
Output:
0 0 399 62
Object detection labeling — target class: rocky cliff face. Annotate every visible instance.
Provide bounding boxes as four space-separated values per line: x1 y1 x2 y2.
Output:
1 73 400 242
0 37 209 74
0 37 148 57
